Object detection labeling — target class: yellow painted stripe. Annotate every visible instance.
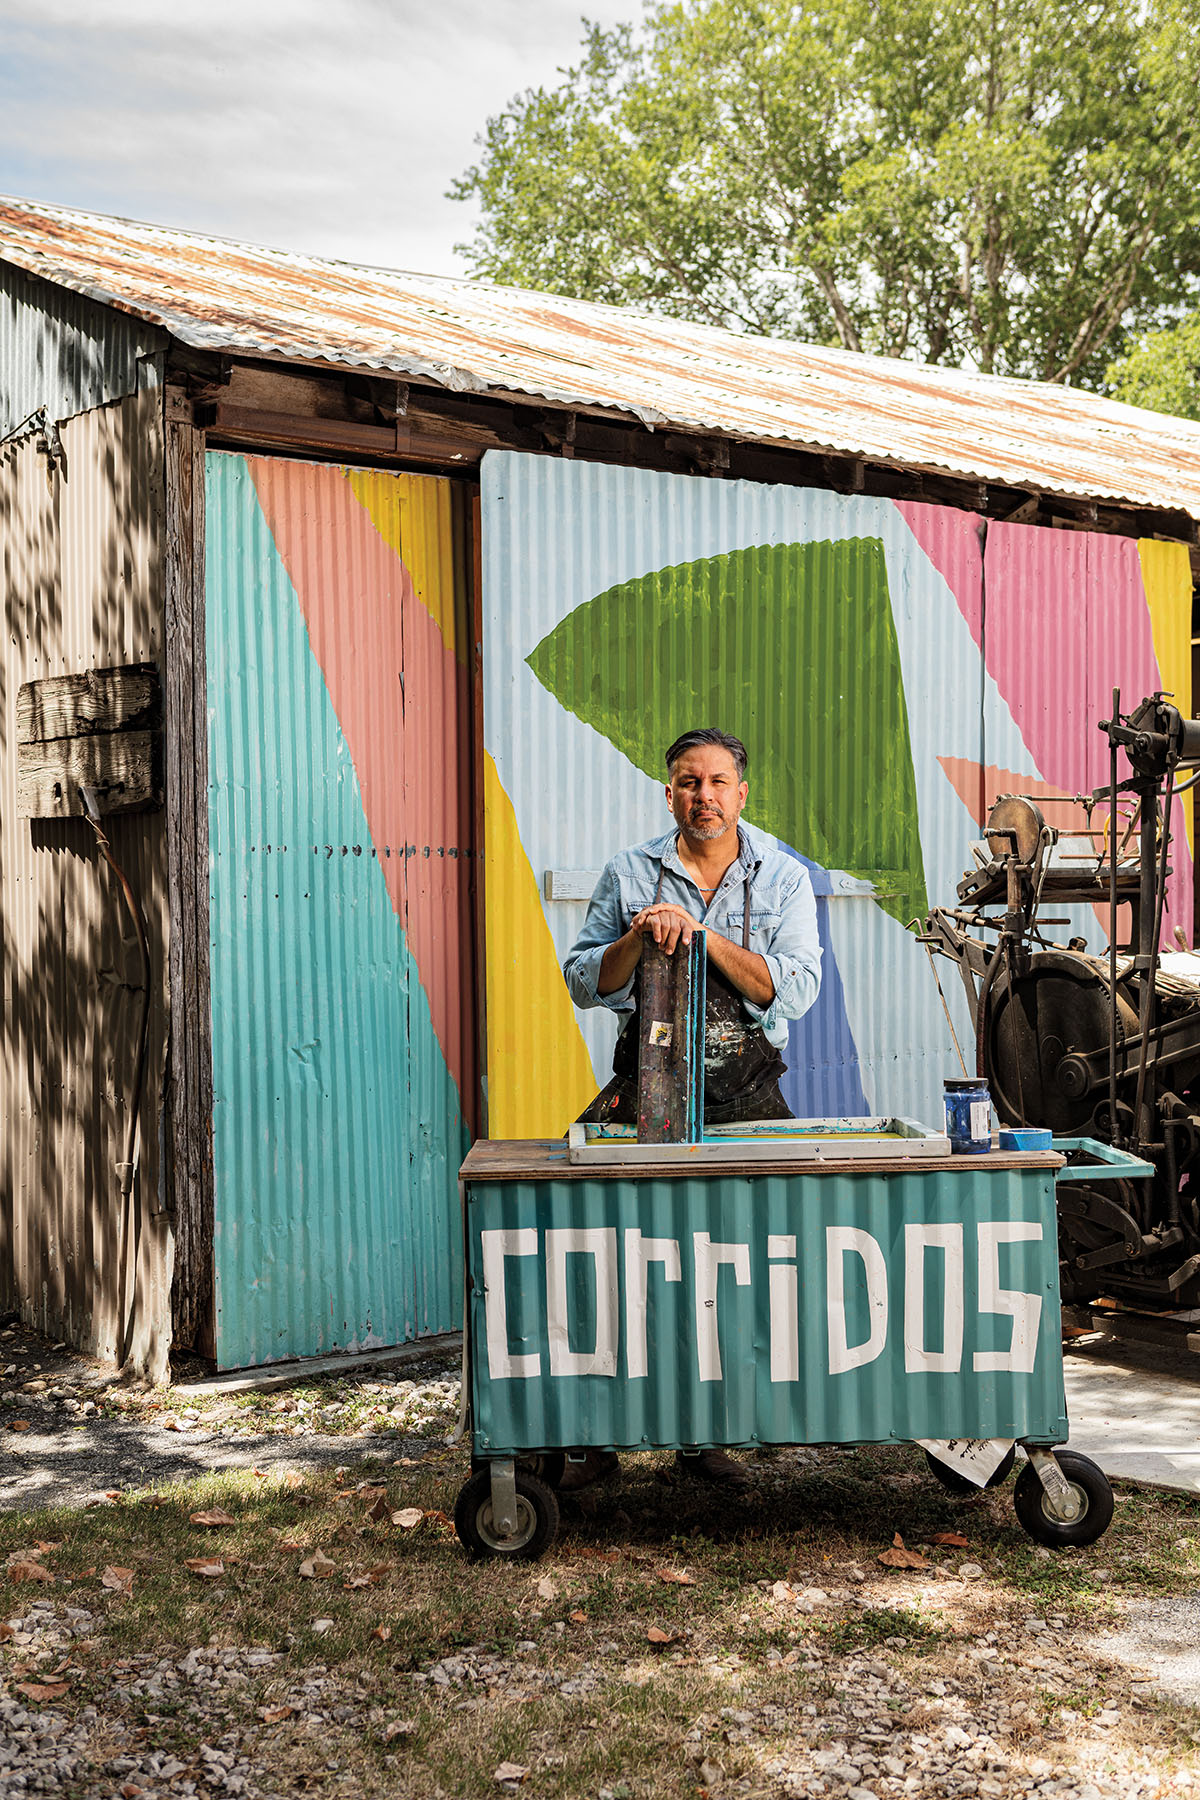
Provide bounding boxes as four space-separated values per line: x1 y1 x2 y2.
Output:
484 753 598 1138
347 468 466 660
1139 538 1193 851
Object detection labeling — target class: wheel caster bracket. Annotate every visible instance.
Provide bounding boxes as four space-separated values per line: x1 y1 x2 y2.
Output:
1027 1447 1082 1523
489 1458 519 1538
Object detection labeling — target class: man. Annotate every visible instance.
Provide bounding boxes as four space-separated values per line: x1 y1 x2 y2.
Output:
560 727 823 1489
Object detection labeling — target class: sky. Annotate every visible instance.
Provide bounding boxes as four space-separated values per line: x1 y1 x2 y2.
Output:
0 0 639 277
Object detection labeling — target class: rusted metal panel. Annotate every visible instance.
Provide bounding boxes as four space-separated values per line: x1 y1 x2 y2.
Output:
0 386 172 1376
0 257 164 434
3 196 1200 519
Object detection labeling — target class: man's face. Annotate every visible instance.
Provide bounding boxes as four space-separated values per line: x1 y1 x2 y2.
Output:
666 745 748 844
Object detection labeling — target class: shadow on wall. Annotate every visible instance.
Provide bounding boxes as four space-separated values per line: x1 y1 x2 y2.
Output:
0 380 172 1374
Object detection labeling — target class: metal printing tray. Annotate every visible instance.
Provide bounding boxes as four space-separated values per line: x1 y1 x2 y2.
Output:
567 1116 951 1165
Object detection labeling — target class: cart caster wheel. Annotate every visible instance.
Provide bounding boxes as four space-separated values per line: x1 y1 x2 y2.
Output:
924 1446 1015 1496
454 1469 560 1561
1013 1452 1114 1548
519 1452 565 1490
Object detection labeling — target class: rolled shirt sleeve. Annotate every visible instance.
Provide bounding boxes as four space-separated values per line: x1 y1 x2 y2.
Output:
562 865 638 1014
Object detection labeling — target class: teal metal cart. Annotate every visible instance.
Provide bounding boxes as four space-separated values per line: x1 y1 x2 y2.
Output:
454 1134 1148 1559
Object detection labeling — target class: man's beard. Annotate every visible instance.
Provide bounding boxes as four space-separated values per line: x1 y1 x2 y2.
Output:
682 811 732 841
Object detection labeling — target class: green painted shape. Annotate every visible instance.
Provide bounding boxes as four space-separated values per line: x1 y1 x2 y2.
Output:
527 539 926 922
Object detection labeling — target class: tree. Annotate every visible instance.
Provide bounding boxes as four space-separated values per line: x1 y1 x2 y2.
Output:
1107 314 1200 421
450 0 1200 385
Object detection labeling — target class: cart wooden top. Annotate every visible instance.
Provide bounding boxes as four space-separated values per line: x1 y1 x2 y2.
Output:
460 1138 1065 1183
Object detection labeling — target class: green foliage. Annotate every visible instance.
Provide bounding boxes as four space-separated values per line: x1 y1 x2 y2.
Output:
1107 313 1200 421
451 0 1200 384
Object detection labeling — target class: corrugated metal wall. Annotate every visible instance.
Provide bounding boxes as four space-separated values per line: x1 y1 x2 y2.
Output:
204 453 475 1368
0 386 172 1375
481 454 1194 1140
0 260 165 436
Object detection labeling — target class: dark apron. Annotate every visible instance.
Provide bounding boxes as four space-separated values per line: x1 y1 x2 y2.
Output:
578 863 793 1127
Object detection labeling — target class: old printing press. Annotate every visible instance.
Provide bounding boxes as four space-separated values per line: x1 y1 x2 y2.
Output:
922 692 1200 1315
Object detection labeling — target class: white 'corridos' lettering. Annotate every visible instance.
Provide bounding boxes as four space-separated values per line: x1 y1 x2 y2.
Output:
827 1227 888 1374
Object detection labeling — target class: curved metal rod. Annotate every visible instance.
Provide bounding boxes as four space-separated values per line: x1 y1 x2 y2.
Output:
1109 694 1120 1145
1131 766 1174 1147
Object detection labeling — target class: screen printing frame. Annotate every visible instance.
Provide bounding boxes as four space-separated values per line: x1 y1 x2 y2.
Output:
568 1116 952 1165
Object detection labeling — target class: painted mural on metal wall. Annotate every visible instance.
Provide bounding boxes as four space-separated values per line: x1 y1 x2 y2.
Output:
206 453 474 1369
482 452 1193 1140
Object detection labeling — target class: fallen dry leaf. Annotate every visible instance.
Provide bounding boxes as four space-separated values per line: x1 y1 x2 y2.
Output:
8 1561 54 1584
357 1485 387 1503
257 1704 296 1723
383 1717 415 1741
298 1552 336 1580
189 1508 236 1528
367 1495 391 1524
647 1625 682 1645
15 1681 70 1701
366 1562 392 1581
535 1575 558 1601
877 1533 928 1570
343 1575 372 1590
656 1567 698 1586
391 1507 424 1530
372 1624 392 1642
252 1468 268 1479
184 1557 225 1579
34 1541 60 1553
8 1421 30 1433
0 1623 13 1642
569 1608 587 1623
101 1566 134 1595
493 1763 530 1785
278 1536 304 1551
282 1472 306 1490
161 1417 181 1431
424 1509 452 1529
932 1531 970 1548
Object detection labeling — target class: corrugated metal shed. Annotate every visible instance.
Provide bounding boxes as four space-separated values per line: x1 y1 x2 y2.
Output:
3 194 1200 520
0 387 171 1376
0 258 165 435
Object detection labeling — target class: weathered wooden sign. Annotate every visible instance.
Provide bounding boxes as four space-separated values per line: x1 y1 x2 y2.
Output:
17 662 162 818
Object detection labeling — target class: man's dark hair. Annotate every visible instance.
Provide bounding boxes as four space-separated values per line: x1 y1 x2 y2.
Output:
665 728 748 780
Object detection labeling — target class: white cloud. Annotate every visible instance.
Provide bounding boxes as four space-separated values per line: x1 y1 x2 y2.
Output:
0 0 639 273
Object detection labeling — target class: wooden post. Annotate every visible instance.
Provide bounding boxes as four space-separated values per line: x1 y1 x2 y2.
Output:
637 933 706 1143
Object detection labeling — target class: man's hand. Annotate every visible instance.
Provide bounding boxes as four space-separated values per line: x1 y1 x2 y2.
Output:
596 903 704 995
630 902 703 955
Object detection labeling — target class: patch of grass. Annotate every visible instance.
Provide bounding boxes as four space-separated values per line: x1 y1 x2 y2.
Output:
2 1443 1199 1799
817 1602 948 1655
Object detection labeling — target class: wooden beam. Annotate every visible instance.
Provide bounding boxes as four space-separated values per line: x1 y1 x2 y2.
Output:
164 393 216 1360
17 662 161 745
17 730 160 819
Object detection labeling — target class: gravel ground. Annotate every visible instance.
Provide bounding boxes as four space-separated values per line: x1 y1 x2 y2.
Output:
0 1321 462 1512
2 1578 1196 1799
2 1322 1198 1798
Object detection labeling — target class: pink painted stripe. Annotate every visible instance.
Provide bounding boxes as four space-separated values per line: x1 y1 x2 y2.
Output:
896 501 985 645
246 457 470 1105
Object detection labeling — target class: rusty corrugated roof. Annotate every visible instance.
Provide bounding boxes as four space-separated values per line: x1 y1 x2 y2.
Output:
4 192 1200 519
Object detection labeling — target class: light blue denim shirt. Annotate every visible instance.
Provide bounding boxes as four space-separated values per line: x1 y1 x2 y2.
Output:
563 821 822 1050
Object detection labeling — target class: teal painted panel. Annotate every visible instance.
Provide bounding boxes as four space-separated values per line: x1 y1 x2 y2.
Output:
206 452 447 1367
466 1166 1066 1453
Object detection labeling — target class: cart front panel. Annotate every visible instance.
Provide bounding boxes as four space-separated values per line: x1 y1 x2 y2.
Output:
465 1163 1067 1455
